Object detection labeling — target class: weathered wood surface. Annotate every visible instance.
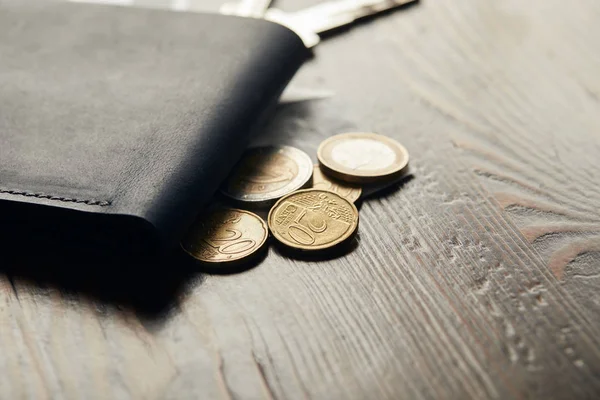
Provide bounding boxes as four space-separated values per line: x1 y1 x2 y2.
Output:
2 0 600 398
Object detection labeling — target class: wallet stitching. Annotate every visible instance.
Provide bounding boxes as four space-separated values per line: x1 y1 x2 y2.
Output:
0 188 111 207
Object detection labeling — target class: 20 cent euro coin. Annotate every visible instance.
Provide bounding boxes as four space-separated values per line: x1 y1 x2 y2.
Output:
181 208 268 265
317 133 409 184
268 189 359 251
221 146 313 207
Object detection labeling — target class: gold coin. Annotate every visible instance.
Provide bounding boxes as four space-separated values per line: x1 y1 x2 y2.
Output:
221 146 313 208
311 164 362 203
181 208 268 265
268 189 359 251
317 133 409 184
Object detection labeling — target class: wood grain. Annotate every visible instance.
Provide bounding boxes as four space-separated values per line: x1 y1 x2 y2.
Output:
3 0 600 398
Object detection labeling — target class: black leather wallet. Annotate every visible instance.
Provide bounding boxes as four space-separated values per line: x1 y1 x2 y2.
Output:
0 0 308 257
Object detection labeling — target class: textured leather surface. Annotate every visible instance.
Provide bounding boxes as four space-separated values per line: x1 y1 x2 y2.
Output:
0 0 308 254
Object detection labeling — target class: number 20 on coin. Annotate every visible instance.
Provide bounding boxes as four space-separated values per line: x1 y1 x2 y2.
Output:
181 209 269 264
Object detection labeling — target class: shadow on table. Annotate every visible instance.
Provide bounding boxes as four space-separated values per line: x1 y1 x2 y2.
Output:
359 173 415 203
0 232 202 321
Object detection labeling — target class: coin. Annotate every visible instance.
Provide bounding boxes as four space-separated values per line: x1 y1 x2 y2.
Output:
311 164 362 203
181 208 268 265
221 146 313 207
268 189 359 251
317 133 409 184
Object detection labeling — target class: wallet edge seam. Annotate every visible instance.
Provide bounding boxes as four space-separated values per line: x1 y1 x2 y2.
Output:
0 188 111 207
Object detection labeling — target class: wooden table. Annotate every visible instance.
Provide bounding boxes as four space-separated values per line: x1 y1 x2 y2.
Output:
4 0 600 398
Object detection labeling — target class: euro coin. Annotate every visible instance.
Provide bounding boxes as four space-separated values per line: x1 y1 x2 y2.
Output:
311 164 362 203
317 133 409 184
268 189 359 251
221 146 313 207
181 208 268 265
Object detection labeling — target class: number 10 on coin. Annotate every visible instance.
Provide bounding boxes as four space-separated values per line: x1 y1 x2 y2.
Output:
268 189 359 251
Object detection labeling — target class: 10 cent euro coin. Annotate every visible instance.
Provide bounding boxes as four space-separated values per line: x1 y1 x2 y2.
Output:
181 208 268 266
317 132 409 184
268 189 359 251
221 146 313 207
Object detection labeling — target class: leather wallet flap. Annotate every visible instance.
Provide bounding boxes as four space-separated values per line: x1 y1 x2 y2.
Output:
0 0 308 254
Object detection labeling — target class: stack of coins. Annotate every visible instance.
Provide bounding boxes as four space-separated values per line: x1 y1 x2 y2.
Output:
182 133 410 270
